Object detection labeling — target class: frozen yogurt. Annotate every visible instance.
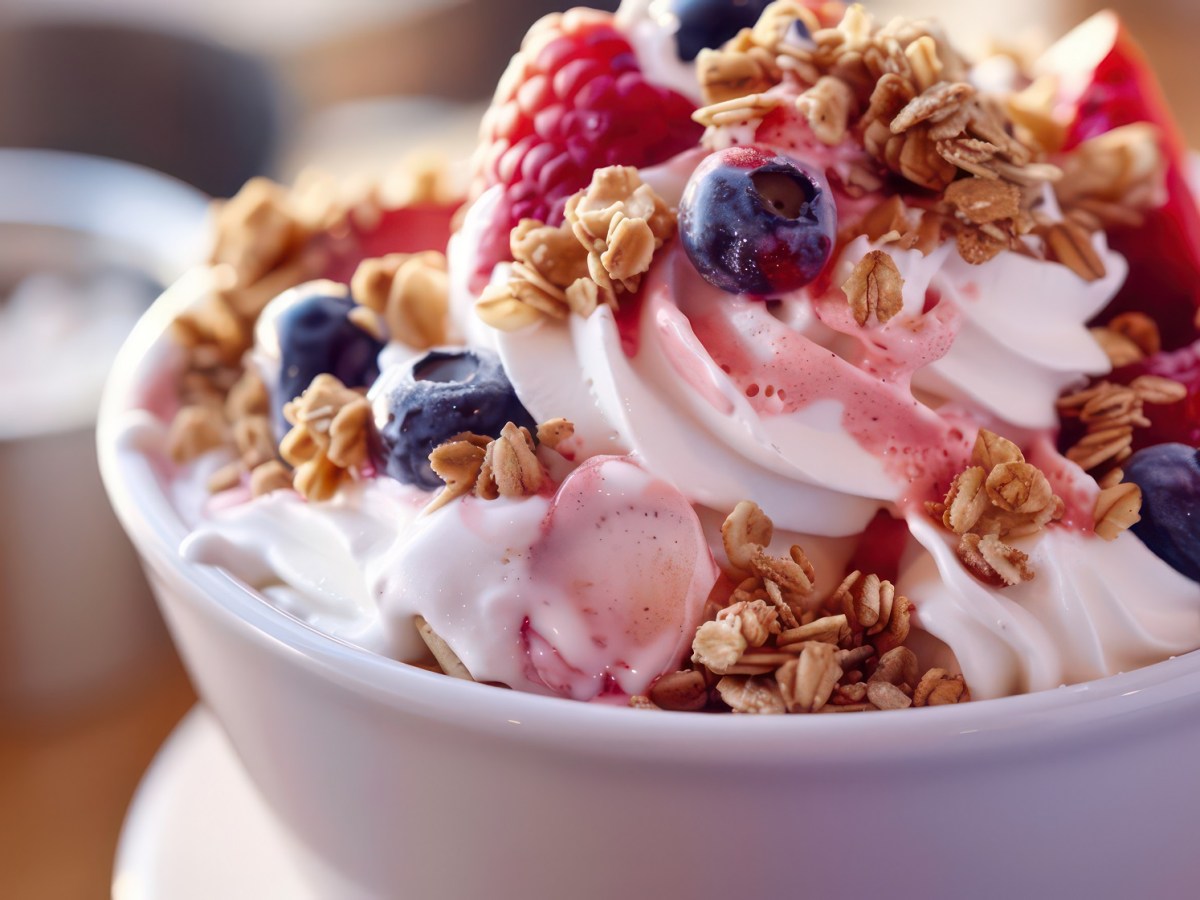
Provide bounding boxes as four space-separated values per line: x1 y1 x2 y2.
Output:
123 1 1200 713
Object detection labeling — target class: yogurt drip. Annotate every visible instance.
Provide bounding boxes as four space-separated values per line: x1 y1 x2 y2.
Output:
376 455 716 699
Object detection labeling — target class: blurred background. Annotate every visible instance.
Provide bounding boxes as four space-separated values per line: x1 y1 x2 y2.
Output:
0 0 1195 897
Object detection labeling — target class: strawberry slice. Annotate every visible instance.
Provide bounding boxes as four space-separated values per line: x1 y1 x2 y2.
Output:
1038 12 1200 349
320 203 460 285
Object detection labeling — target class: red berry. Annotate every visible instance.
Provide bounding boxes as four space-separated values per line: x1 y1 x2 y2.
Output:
320 204 460 285
1043 13 1200 349
470 9 703 277
1111 342 1200 450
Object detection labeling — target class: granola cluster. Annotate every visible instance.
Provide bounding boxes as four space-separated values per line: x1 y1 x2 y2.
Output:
426 418 575 513
165 362 296 497
476 166 675 330
279 374 376 502
1043 125 1165 280
1053 124 1167 232
695 9 1043 182
1057 376 1187 484
943 177 1029 267
1055 374 1187 542
1088 311 1161 369
164 179 329 491
927 430 1063 586
349 252 450 349
632 501 968 714
165 168 459 500
174 177 347 372
840 193 944 255
688 2 1167 277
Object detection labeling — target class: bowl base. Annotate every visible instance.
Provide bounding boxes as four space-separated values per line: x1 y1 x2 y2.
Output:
113 707 315 900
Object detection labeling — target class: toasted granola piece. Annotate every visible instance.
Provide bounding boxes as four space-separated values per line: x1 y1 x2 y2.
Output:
913 668 970 706
1107 311 1161 357
414 615 474 681
478 423 543 499
167 404 229 464
942 466 989 534
1059 377 1185 480
249 460 294 497
427 435 490 513
649 670 710 711
871 595 913 655
777 642 842 713
280 374 375 502
777 614 848 648
1094 481 1143 541
842 249 905 326
692 618 748 675
870 646 920 689
957 533 1034 587
796 76 856 145
1038 218 1106 281
477 167 675 329
866 680 913 710
697 45 779 105
934 430 1062 583
717 599 780 648
715 675 787 714
721 500 775 572
535 418 575 450
350 251 450 349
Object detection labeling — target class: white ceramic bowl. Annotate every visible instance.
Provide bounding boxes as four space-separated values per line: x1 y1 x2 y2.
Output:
100 274 1200 900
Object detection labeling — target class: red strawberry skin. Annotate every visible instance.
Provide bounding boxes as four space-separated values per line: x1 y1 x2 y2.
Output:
1061 17 1200 350
321 203 460 285
470 9 703 275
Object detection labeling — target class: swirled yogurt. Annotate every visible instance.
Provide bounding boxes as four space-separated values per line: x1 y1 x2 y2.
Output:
129 0 1200 708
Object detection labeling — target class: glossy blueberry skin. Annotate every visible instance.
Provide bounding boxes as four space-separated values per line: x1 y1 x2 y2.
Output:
1125 443 1200 583
374 348 536 490
678 146 836 296
671 0 774 61
276 290 384 421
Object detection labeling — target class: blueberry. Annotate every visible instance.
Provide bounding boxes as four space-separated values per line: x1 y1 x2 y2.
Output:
1125 443 1200 582
679 146 836 296
372 348 536 489
670 0 774 62
261 281 384 434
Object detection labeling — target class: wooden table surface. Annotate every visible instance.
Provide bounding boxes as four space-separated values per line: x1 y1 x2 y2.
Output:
0 653 195 899
0 3 1196 899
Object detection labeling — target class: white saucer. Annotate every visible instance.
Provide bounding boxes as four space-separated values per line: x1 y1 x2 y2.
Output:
112 706 313 900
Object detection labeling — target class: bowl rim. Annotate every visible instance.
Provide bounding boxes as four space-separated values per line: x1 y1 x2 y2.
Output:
98 268 1200 763
0 148 209 283
0 148 211 439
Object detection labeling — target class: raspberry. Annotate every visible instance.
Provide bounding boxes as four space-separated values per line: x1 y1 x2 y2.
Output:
471 9 702 276
1057 341 1200 457
1112 341 1200 450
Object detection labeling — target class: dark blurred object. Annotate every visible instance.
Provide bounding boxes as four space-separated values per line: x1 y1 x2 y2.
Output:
289 0 621 109
0 150 209 721
0 22 282 196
